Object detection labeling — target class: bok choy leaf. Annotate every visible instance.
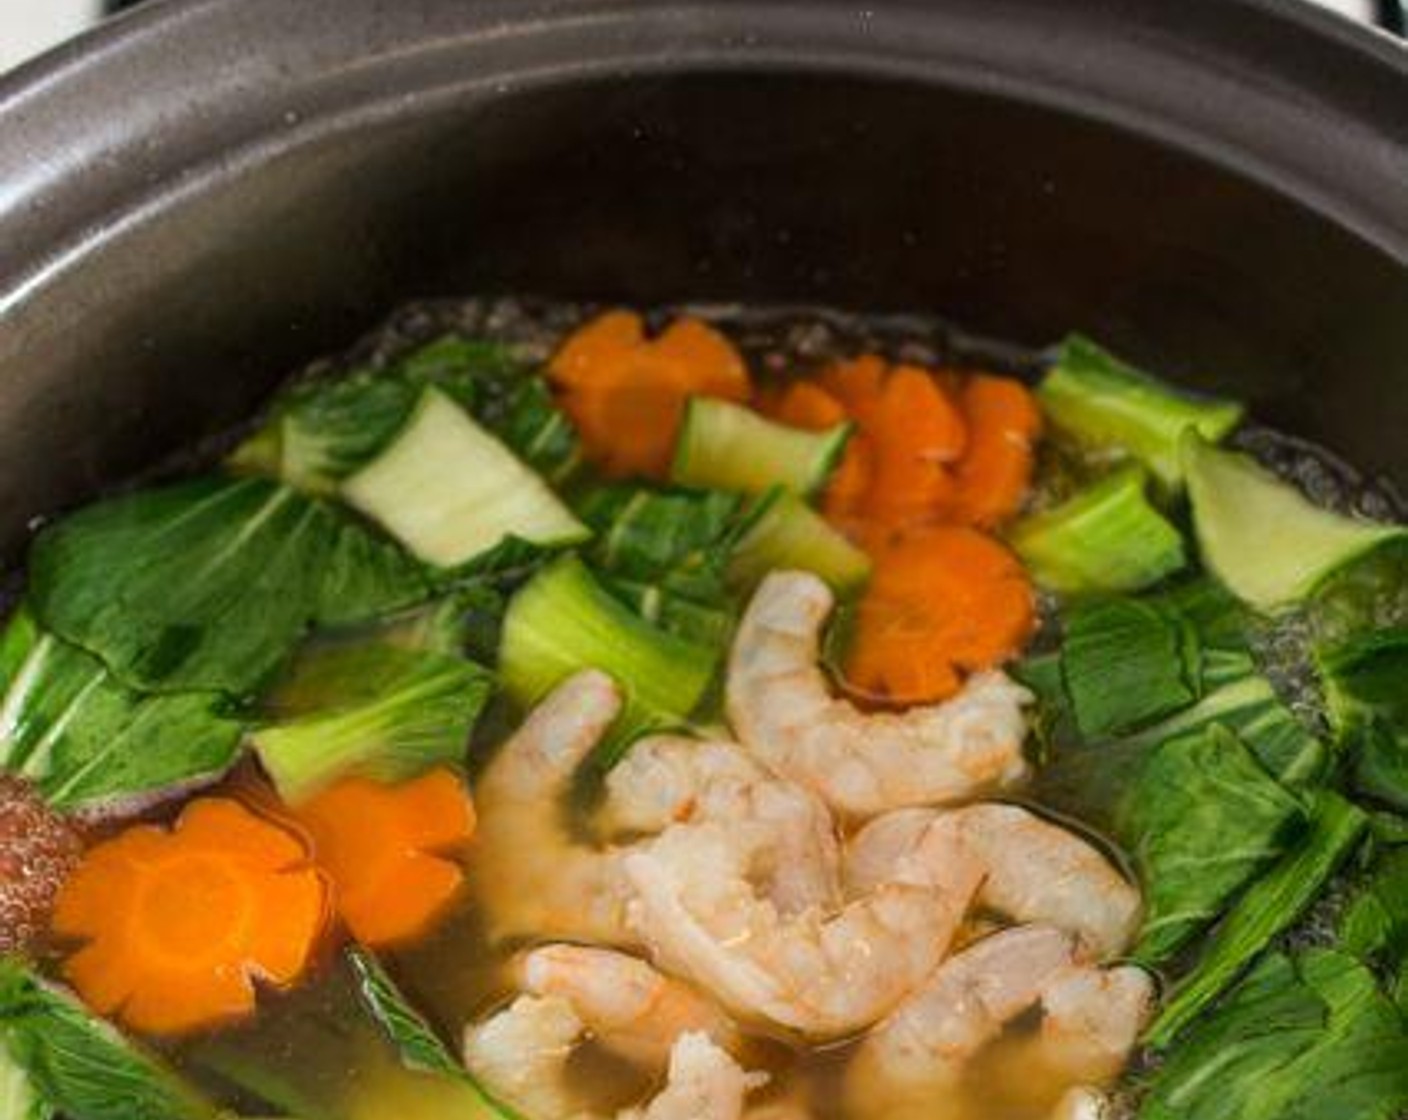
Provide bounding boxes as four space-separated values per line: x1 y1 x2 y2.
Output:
1140 949 1408 1120
0 958 216 1120
0 609 242 815
1119 725 1307 964
1060 597 1201 739
576 484 748 647
1318 627 1408 811
252 640 492 803
30 477 429 697
233 335 580 495
1338 846 1408 1013
1146 790 1368 1047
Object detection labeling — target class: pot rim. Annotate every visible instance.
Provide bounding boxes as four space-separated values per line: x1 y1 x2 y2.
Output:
1 0 1405 314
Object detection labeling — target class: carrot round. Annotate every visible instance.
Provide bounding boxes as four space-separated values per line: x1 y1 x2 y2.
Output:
292 768 473 948
549 311 751 478
52 798 328 1036
951 374 1043 528
865 364 967 527
842 525 1036 705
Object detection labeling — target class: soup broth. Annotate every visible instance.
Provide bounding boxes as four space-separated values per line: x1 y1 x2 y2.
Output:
4 298 1404 1120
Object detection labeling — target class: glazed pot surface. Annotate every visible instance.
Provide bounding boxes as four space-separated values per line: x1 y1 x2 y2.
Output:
0 0 1404 555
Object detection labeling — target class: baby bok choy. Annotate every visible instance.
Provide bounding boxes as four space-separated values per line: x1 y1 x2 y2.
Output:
1038 334 1243 490
0 609 243 816
251 638 492 804
341 388 588 570
1183 432 1406 611
1008 466 1186 595
498 556 718 765
0 958 217 1120
28 476 429 696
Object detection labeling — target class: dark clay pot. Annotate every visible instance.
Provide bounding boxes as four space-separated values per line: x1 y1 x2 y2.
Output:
0 0 1404 556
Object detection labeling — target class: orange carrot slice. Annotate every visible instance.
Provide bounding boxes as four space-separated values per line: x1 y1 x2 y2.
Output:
818 355 888 428
52 799 328 1036
292 769 473 948
951 374 1043 528
549 311 751 478
843 526 1036 705
865 365 968 527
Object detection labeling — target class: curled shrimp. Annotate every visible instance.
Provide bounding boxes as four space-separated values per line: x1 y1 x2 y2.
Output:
464 994 763 1120
602 736 841 914
846 804 1141 958
622 820 978 1039
472 671 635 946
844 925 1153 1120
727 571 1032 818
516 943 740 1070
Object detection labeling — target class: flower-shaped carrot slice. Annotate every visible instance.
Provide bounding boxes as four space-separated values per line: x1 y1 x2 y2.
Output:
549 310 751 479
843 526 1036 705
52 798 329 1037
292 768 474 948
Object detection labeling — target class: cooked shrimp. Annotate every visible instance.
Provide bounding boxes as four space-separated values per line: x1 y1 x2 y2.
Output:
727 571 1031 818
472 671 634 946
601 736 841 913
622 821 978 1038
517 943 740 1069
464 994 760 1120
846 804 1141 958
845 926 1153 1119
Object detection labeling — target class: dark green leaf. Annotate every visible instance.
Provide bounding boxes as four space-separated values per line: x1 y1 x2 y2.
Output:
0 609 242 814
0 958 216 1120
1121 725 1306 964
1141 950 1408 1120
1061 598 1200 738
313 514 432 628
31 478 330 696
1122 674 1326 785
576 484 752 647
1339 846 1408 1012
1146 791 1368 1047
1318 627 1408 810
30 477 430 699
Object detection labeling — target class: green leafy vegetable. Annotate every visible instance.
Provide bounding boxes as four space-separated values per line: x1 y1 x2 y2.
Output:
1008 466 1186 595
1183 432 1405 611
0 609 243 814
1060 598 1200 739
1140 950 1408 1120
577 485 746 646
1120 725 1307 964
1339 846 1408 1012
498 555 717 764
1038 334 1243 489
30 477 427 696
1146 791 1368 1047
1121 673 1326 785
726 490 871 595
671 397 851 498
341 389 588 569
0 958 216 1120
1317 627 1408 811
231 335 580 494
252 641 492 802
0 1030 51 1120
345 946 516 1119
1309 535 1408 645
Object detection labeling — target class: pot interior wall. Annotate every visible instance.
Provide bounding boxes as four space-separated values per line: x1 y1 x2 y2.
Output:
3 71 1405 555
